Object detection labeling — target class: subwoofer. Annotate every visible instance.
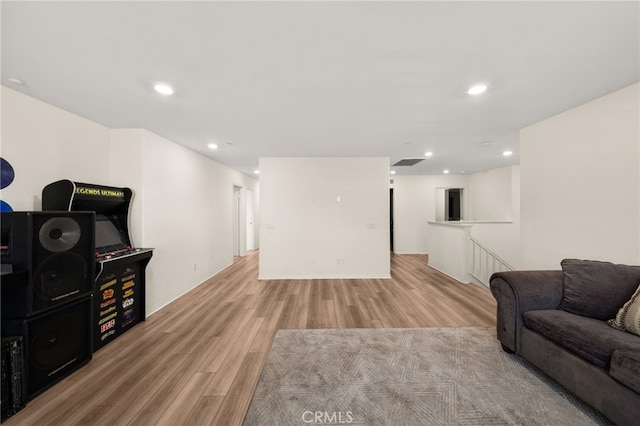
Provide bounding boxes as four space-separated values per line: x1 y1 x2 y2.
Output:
1 296 93 399
1 211 95 317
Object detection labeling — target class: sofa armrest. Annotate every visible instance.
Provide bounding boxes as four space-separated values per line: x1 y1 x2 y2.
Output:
611 350 640 394
489 270 564 353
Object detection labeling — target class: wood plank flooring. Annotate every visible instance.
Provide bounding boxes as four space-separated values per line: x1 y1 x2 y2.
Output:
5 252 497 425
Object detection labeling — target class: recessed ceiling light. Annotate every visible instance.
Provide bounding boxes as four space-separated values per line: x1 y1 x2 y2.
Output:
425 152 433 157
7 77 24 85
254 170 260 175
390 170 396 175
153 83 174 95
467 84 488 95
443 169 450 174
208 143 218 150
503 150 513 157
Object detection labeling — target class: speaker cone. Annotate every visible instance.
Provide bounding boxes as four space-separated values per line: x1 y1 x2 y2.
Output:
32 252 86 303
29 313 85 371
38 217 81 253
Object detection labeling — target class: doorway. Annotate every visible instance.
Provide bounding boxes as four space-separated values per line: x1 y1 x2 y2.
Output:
246 189 255 251
233 185 241 256
390 188 394 252
436 187 465 221
445 188 462 221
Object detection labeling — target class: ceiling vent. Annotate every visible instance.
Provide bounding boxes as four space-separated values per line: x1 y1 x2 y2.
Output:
392 158 424 167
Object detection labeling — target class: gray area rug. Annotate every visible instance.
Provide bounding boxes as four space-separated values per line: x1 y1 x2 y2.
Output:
244 327 612 425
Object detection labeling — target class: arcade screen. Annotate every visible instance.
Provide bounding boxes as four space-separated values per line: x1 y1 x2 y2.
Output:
95 214 128 254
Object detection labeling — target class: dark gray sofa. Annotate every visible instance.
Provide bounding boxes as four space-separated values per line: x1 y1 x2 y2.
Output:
490 259 640 426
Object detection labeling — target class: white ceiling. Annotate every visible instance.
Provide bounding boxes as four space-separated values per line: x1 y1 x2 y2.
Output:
2 1 639 177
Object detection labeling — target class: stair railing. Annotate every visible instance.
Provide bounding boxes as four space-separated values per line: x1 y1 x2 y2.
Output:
469 237 514 287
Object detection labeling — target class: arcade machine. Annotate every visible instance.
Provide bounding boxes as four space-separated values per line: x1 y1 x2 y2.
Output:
42 180 153 351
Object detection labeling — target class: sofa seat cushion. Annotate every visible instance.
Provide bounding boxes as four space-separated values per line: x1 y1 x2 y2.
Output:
611 350 640 393
523 309 640 369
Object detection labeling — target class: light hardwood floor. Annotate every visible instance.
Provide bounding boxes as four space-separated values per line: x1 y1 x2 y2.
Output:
5 252 497 425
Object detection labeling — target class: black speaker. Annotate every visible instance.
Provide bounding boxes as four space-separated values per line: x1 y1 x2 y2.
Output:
1 296 93 399
1 336 26 421
1 211 95 317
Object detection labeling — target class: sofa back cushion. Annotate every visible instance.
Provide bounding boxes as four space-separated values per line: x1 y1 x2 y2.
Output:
559 259 640 320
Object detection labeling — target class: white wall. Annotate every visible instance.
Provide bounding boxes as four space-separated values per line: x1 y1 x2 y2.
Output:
467 166 514 221
392 174 467 254
1 86 111 210
259 157 390 279
2 87 259 315
110 129 145 247
468 165 521 268
392 167 521 268
520 82 640 269
427 222 473 282
132 130 258 313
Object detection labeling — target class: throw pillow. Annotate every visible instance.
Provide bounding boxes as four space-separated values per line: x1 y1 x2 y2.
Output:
559 259 640 320
608 283 640 336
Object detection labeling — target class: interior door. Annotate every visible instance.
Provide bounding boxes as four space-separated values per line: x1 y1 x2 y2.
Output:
246 189 255 251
